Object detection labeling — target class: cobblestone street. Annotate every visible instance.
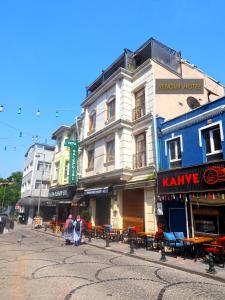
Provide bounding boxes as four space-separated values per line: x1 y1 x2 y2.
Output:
1 225 225 300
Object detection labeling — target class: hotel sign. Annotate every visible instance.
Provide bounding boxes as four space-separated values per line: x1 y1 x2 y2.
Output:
156 79 204 94
64 139 79 184
158 161 225 194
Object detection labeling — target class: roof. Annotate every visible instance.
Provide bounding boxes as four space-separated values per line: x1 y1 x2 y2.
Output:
25 143 55 157
51 125 71 140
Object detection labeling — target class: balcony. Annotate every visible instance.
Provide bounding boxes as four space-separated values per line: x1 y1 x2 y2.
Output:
132 106 145 121
133 151 147 169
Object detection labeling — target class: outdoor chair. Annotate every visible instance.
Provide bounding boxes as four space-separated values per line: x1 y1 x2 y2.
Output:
127 228 143 248
204 236 225 267
163 232 184 256
146 230 163 250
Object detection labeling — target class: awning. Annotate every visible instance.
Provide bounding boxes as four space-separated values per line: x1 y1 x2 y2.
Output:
84 187 109 196
17 197 57 207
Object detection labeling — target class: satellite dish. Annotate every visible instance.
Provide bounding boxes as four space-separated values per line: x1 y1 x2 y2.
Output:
187 96 200 109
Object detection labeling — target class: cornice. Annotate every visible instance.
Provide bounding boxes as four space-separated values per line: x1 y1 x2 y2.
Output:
81 68 133 108
161 105 225 135
80 119 132 146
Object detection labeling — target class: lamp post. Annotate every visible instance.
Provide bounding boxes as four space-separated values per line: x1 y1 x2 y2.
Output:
35 153 45 216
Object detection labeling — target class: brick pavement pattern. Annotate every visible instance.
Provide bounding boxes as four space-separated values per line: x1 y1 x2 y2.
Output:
1 225 225 300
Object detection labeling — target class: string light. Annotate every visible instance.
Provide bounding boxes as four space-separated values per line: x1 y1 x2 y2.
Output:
37 109 40 116
55 111 59 118
17 107 22 114
0 105 3 112
19 132 22 138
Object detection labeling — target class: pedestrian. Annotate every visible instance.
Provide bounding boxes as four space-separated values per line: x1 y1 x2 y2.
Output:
63 214 74 245
73 215 82 246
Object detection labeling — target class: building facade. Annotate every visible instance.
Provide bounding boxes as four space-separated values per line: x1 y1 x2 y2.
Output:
18 143 55 224
157 96 225 237
78 38 224 232
49 121 81 221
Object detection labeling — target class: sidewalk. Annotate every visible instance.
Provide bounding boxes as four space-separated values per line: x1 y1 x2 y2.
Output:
36 227 225 282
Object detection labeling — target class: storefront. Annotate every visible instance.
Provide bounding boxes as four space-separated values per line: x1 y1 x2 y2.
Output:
16 197 57 223
157 161 225 237
122 189 144 231
48 184 77 221
84 187 113 226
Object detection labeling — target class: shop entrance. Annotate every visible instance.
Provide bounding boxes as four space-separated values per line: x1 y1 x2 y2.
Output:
95 197 110 225
169 208 187 235
123 189 144 231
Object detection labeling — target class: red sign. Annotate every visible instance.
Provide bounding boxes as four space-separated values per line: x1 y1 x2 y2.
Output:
158 161 225 194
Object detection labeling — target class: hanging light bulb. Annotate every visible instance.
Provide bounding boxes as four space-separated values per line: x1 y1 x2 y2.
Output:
18 107 22 114
4 146 7 151
55 111 59 118
19 132 22 138
32 136 34 141
0 105 3 112
37 109 40 116
35 135 38 141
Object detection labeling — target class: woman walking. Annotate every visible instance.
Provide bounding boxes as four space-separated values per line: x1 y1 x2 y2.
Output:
63 214 74 245
73 215 83 246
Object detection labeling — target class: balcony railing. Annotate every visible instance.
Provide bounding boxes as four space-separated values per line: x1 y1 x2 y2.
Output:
132 105 145 121
133 151 147 169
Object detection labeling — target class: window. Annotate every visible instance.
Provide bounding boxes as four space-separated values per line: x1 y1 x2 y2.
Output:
168 138 181 168
133 133 146 168
87 149 94 170
54 162 60 181
57 137 62 152
204 126 223 161
106 140 115 163
35 180 49 190
107 97 115 120
64 161 69 180
35 180 42 189
133 88 145 121
89 111 96 132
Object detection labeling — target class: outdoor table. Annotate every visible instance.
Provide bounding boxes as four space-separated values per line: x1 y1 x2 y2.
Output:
92 226 104 238
111 228 125 241
137 231 155 248
183 237 214 261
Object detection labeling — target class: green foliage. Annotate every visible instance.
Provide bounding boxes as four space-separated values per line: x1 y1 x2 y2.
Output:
146 172 156 180
0 171 22 207
80 210 92 222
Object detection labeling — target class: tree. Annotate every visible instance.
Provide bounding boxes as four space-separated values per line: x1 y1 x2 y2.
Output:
0 171 22 207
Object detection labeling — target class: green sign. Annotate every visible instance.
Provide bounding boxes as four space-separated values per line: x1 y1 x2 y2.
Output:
64 139 79 184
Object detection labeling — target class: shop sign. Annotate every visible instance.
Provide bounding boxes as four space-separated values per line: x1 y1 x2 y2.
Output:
49 185 76 199
158 161 225 194
64 139 79 184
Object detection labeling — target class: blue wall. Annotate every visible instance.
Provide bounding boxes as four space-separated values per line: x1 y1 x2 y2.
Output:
158 96 225 170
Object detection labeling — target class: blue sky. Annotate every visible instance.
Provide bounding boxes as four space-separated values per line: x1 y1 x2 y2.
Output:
0 0 225 178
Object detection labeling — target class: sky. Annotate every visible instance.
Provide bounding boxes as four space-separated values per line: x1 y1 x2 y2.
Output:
0 0 225 178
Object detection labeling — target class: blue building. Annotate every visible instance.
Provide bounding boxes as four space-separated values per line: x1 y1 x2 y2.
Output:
157 96 225 237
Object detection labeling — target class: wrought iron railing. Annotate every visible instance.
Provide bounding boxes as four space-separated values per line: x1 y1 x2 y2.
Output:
133 151 147 169
132 105 145 121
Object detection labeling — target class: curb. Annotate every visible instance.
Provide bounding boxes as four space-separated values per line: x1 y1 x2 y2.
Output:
34 228 225 284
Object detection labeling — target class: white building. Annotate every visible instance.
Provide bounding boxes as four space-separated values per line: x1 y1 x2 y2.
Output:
18 143 55 224
78 38 224 231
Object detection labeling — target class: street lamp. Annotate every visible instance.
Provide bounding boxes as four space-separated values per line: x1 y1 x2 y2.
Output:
35 153 45 216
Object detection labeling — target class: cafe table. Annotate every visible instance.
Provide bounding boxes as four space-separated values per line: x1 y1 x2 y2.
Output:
183 237 214 261
137 231 155 248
